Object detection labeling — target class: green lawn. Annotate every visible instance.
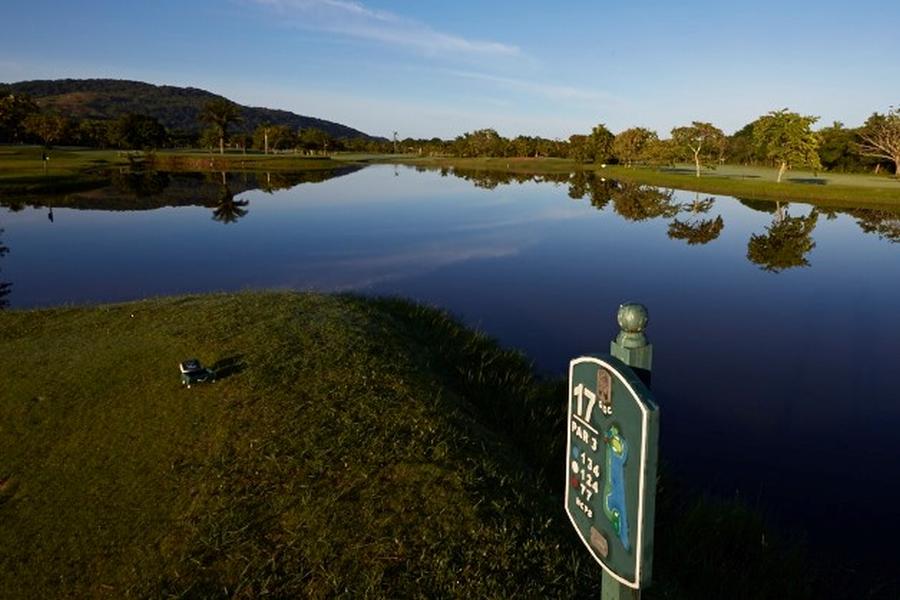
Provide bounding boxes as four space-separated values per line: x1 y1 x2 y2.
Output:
0 146 366 196
0 292 842 598
0 145 124 194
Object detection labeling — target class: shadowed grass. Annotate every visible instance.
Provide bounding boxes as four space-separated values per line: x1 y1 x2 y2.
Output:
0 292 870 598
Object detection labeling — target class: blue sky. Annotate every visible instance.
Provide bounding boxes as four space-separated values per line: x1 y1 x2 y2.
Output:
1 0 897 139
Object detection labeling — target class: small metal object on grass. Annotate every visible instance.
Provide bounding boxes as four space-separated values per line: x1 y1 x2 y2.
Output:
179 358 215 388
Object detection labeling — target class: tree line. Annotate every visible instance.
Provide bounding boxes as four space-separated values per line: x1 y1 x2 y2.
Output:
417 108 899 177
1 91 898 176
0 95 388 155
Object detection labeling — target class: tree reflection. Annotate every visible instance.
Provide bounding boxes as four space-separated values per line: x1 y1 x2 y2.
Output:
850 209 900 243
610 182 678 222
211 172 249 225
668 217 724 245
111 170 171 197
445 168 570 190
0 228 11 309
667 194 724 245
747 204 819 272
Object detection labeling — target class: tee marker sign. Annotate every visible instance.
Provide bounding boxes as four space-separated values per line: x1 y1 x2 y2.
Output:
566 303 659 591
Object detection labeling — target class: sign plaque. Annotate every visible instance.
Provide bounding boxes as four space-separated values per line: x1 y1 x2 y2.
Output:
565 354 659 589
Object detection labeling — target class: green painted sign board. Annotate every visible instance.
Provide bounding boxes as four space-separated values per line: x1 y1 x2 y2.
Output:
565 354 659 589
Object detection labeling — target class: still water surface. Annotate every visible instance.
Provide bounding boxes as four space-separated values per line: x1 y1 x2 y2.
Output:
2 165 899 571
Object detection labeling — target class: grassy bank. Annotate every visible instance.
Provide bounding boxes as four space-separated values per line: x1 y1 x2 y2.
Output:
390 156 900 208
0 146 369 196
1 292 843 598
5 147 899 208
0 146 123 195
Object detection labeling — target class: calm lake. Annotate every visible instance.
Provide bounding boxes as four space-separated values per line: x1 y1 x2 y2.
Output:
2 165 899 573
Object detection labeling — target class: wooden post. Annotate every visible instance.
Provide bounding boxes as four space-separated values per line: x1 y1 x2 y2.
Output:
602 301 653 600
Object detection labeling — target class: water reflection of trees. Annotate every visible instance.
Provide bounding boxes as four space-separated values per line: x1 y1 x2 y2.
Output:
442 167 572 190
850 209 900 243
0 166 365 212
667 194 725 245
210 172 249 225
0 228 11 309
111 170 171 197
746 204 819 272
440 167 900 269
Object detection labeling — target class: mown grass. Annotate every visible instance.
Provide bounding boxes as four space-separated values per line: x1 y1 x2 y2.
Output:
149 151 357 173
392 156 900 208
0 145 122 194
0 146 366 196
0 291 865 598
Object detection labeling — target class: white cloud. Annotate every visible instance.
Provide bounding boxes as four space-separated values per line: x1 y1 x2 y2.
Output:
250 0 520 57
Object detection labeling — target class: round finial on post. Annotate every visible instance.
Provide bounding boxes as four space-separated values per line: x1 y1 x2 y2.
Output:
616 302 649 349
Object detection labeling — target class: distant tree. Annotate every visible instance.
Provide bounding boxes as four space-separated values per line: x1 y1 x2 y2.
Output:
511 135 537 157
752 109 821 182
747 205 819 271
75 119 110 148
107 114 168 149
818 122 861 172
671 121 726 177
200 99 243 155
0 93 38 142
726 121 763 165
198 127 221 151
452 129 507 158
643 137 678 166
857 107 900 176
568 134 590 163
612 127 658 167
253 124 294 152
23 112 70 147
587 123 615 164
299 127 332 154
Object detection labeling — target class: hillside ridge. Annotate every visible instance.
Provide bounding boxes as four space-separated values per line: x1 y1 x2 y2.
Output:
0 78 378 140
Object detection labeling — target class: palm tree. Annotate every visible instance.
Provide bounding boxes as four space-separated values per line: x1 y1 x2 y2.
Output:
200 99 243 155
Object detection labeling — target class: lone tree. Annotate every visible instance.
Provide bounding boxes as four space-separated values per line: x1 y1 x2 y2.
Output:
858 106 900 177
200 99 243 155
612 127 658 167
588 123 615 164
670 121 726 177
23 112 70 148
752 109 821 183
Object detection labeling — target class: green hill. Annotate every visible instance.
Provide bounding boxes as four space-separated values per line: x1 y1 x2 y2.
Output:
0 79 378 140
0 292 828 598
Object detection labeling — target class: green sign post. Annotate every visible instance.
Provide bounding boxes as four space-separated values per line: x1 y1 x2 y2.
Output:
565 303 659 597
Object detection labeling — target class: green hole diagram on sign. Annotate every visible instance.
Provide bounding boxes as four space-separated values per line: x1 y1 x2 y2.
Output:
603 424 630 551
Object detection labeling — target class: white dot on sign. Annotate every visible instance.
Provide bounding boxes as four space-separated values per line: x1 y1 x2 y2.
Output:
571 460 580 474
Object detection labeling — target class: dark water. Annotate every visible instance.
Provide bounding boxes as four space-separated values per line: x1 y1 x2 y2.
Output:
2 165 899 575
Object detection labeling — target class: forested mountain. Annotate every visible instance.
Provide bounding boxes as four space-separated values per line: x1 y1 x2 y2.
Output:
0 79 376 140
